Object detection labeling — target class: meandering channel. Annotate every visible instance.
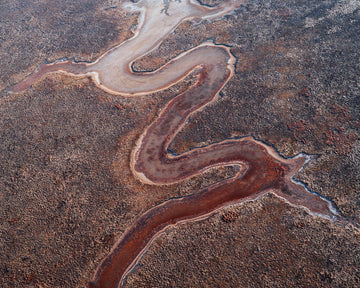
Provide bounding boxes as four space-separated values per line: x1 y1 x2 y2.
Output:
8 1 341 287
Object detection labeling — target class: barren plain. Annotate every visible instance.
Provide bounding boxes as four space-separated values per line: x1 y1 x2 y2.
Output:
0 0 359 287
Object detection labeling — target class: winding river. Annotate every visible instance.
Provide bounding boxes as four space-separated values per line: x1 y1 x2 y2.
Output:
8 1 341 287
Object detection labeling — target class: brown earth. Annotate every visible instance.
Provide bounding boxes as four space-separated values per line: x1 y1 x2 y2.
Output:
1 0 359 287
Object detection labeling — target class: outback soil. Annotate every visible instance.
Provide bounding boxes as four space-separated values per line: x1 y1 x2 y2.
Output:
1 0 359 287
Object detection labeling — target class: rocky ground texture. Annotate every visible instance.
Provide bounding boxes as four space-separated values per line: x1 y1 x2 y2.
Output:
0 0 359 287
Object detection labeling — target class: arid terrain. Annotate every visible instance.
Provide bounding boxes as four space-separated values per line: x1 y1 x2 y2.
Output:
1 0 359 287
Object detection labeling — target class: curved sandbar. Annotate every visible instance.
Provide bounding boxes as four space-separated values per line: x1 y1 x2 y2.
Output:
8 1 340 288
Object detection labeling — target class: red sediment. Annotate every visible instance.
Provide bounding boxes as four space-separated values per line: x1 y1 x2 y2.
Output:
8 60 87 93
88 48 337 288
